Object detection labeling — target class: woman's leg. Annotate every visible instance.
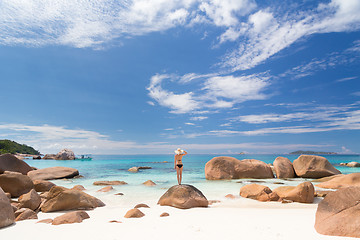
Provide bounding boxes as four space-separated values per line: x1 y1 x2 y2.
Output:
179 167 183 185
176 167 180 185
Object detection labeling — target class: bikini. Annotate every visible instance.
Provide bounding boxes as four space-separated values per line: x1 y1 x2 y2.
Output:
176 164 183 168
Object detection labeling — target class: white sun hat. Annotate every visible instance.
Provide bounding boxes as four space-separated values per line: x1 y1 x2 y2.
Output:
174 148 184 155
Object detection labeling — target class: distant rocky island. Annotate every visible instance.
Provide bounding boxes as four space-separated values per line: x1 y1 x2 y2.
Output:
290 150 338 155
0 139 40 155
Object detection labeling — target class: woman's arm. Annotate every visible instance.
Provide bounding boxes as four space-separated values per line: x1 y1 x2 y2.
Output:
183 151 187 156
174 156 177 169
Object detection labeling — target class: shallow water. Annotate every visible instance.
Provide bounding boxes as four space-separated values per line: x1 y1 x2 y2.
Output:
24 154 360 207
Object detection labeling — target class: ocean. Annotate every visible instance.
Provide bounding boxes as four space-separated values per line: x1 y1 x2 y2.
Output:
24 154 360 207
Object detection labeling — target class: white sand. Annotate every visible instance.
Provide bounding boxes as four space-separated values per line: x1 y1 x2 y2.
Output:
1 196 357 240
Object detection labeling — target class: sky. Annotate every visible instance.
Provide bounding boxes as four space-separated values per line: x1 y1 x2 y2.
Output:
0 0 359 155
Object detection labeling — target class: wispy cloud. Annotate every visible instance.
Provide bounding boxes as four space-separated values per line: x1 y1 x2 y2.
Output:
0 122 333 154
147 73 270 114
279 43 359 80
232 106 351 124
346 40 360 53
0 0 199 48
0 0 257 49
168 103 360 138
336 76 358 82
221 0 360 71
0 123 136 153
190 116 208 121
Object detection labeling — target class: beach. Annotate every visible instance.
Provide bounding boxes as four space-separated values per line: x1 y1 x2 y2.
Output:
1 154 360 239
2 196 357 240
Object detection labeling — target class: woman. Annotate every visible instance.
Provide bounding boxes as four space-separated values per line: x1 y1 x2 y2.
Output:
174 148 187 185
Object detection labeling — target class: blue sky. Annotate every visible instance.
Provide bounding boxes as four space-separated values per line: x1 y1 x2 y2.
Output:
0 0 359 154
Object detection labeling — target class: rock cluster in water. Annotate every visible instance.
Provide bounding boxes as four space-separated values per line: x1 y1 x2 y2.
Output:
205 154 341 180
43 149 75 160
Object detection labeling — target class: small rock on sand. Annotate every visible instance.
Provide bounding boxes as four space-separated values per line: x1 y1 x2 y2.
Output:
52 211 90 225
37 219 53 224
97 186 114 192
93 181 127 185
134 203 150 208
160 212 169 217
225 194 236 199
143 180 156 186
124 208 145 218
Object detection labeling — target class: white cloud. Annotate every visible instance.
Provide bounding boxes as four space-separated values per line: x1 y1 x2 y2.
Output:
203 74 269 102
198 0 256 27
248 9 274 33
185 122 195 125
147 73 269 114
147 74 200 114
190 116 208 121
219 27 244 44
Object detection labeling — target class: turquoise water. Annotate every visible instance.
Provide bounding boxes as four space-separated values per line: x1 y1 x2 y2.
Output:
24 154 360 207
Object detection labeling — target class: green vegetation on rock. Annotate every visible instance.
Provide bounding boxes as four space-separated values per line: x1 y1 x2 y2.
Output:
0 139 40 155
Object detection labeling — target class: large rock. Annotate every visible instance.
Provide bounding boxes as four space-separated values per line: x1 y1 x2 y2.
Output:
0 173 34 197
205 157 274 180
0 187 15 228
41 186 105 212
240 184 279 202
346 162 360 167
293 155 341 179
273 157 295 179
0 153 33 175
52 211 90 225
18 189 41 210
316 173 360 189
315 187 360 238
273 181 314 203
27 167 79 180
158 184 208 209
55 149 75 160
33 179 56 192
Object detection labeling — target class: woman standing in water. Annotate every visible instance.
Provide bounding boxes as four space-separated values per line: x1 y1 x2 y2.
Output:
174 148 187 185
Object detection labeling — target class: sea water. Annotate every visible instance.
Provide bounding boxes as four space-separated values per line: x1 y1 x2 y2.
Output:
24 154 360 207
